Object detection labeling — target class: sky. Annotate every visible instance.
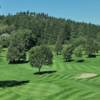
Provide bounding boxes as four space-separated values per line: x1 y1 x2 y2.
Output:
0 0 100 25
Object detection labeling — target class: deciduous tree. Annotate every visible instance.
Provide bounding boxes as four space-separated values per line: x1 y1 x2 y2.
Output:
29 45 53 73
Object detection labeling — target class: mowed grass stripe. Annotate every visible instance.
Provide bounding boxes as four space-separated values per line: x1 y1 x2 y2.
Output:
0 50 100 100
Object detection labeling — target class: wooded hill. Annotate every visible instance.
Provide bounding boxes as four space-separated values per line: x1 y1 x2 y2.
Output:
0 11 100 45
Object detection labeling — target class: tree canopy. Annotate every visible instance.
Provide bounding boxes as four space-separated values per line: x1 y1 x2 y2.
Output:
7 31 26 63
0 12 100 46
29 45 53 73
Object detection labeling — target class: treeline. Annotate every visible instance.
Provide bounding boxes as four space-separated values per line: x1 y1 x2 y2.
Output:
0 11 100 45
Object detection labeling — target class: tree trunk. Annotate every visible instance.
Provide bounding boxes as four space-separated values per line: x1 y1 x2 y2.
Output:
38 67 41 73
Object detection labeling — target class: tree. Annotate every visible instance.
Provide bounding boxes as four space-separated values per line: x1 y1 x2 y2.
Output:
85 39 98 58
55 22 71 55
0 45 2 60
7 32 26 63
64 22 71 41
0 45 2 53
0 33 10 48
74 46 84 62
0 24 9 34
55 34 63 55
16 29 37 50
84 24 99 58
29 45 53 73
55 41 63 55
63 45 74 62
97 32 100 51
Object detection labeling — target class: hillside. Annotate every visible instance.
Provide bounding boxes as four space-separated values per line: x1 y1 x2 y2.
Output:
0 12 100 44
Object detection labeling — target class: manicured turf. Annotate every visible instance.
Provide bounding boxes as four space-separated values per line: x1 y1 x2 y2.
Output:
0 49 100 100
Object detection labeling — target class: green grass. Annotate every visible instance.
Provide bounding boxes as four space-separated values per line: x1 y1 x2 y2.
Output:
0 49 100 100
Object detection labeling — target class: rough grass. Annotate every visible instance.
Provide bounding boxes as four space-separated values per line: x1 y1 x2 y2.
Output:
0 49 100 100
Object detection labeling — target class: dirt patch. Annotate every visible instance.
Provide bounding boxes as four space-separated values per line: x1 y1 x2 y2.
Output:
76 73 97 79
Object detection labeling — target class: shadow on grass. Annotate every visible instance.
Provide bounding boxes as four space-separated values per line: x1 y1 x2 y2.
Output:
0 80 29 88
87 55 96 58
0 55 5 57
2 49 6 51
77 59 84 63
34 70 57 75
64 59 74 62
9 61 29 64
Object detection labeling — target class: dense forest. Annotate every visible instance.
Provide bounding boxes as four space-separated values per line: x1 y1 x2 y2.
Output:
0 12 100 70
0 11 100 45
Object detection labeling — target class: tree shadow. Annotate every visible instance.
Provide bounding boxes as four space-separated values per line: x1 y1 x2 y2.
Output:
0 80 29 88
34 70 57 75
2 49 6 51
64 59 74 62
0 55 5 57
87 55 96 58
77 59 84 63
9 61 29 64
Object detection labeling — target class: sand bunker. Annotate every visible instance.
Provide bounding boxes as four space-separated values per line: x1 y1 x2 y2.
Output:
76 73 97 79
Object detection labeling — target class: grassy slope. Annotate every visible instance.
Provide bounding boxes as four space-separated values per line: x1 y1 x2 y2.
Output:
0 49 100 100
